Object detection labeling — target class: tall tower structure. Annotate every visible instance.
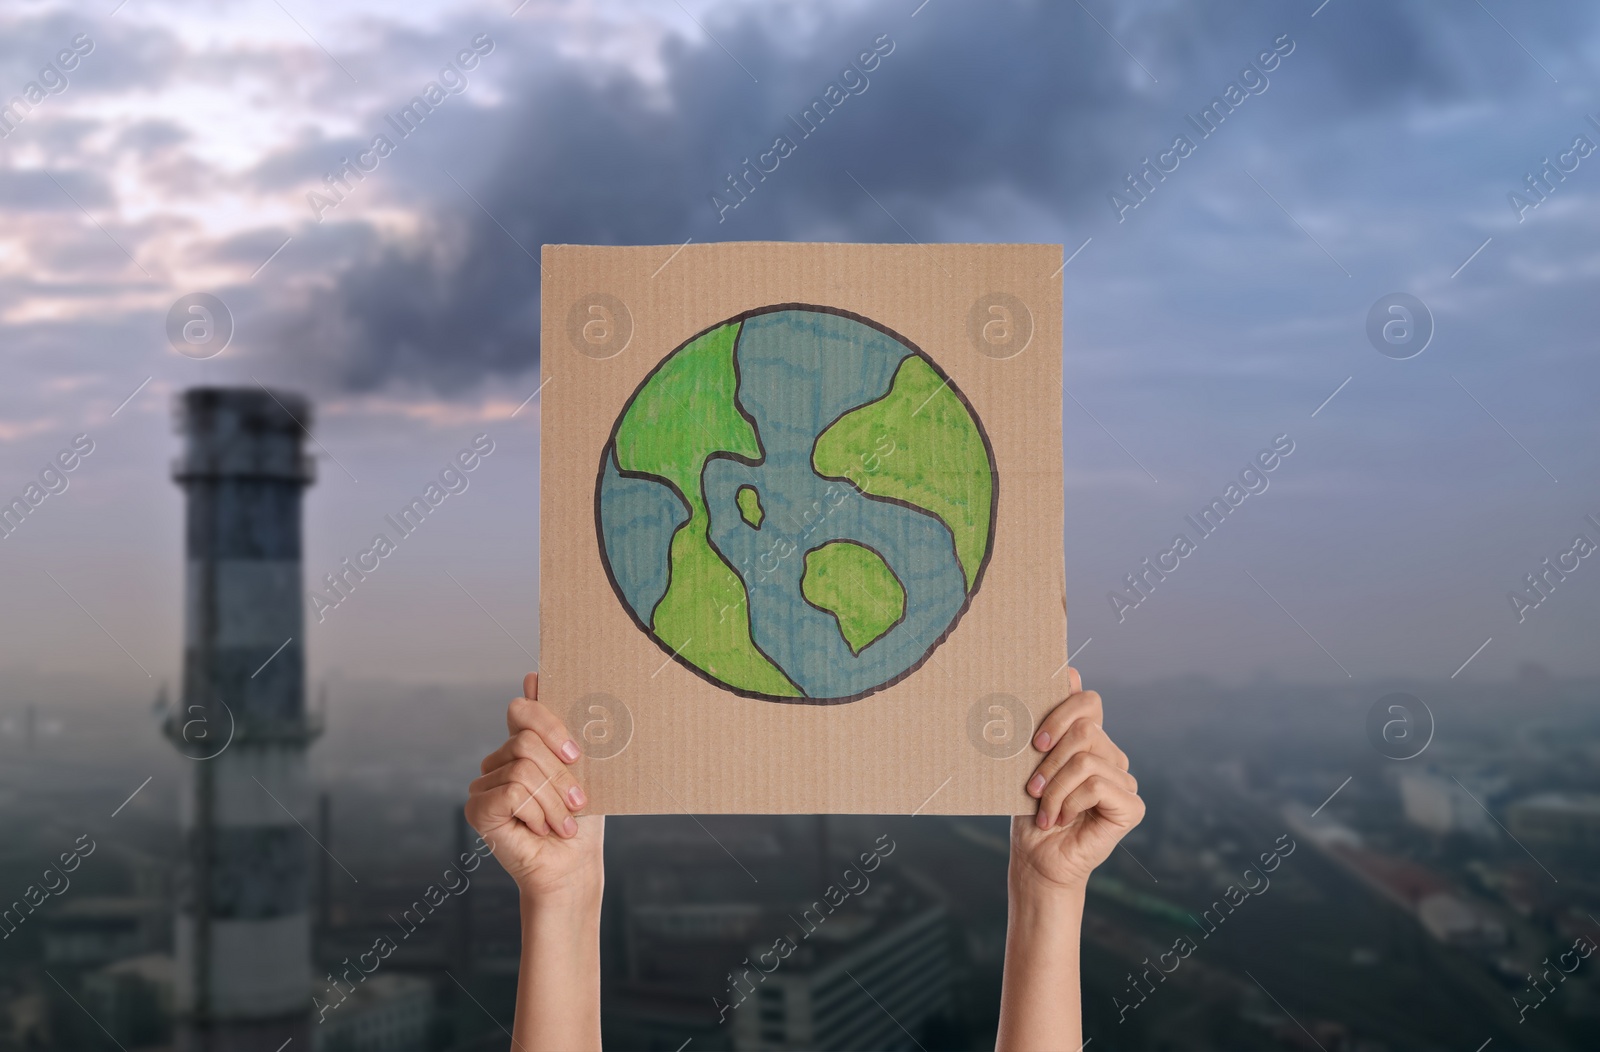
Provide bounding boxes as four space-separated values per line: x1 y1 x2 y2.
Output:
168 387 319 1051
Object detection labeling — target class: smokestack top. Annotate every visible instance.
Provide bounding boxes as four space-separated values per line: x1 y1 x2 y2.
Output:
174 385 316 484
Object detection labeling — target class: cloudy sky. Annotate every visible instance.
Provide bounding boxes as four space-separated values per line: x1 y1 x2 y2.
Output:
2 0 1597 694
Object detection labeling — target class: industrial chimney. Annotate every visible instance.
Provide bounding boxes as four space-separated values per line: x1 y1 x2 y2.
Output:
168 387 319 1051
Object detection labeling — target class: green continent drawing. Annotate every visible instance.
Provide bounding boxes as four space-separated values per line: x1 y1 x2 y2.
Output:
813 355 993 589
597 305 996 703
736 485 764 528
801 541 905 655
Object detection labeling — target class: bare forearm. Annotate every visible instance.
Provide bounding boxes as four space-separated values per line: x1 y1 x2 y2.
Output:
996 872 1085 1052
513 887 603 1051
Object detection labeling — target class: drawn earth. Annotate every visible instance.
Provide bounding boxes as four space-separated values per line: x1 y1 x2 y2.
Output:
595 305 996 703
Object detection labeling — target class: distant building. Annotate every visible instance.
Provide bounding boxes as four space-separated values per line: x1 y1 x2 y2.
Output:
3 988 48 1047
1398 773 1496 837
1282 803 1363 850
600 827 952 1052
1417 893 1506 948
1506 792 1600 855
168 387 321 1050
41 897 164 966
1322 846 1451 914
311 973 433 1052
82 953 176 1048
728 905 950 1051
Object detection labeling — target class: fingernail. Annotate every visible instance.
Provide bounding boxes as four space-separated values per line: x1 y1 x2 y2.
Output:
1033 730 1051 750
560 740 581 762
1027 774 1046 796
1036 810 1051 830
567 785 586 809
562 816 577 837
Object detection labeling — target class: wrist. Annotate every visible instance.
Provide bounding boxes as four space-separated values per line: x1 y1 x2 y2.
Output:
1006 868 1084 970
521 879 604 924
1008 861 1088 910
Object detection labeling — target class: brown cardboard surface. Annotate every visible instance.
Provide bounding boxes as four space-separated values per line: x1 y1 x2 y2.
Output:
541 242 1064 814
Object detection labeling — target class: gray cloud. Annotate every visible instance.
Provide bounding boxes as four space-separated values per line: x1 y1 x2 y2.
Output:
0 168 110 210
0 11 182 99
249 133 374 192
269 0 1592 394
116 117 189 153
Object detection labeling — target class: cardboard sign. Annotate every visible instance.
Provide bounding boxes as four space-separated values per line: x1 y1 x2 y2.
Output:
541 242 1064 814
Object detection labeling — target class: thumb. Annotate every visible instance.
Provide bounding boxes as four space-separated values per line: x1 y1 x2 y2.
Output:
522 671 539 700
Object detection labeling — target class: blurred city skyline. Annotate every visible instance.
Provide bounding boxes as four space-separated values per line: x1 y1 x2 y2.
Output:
5 3 1600 1048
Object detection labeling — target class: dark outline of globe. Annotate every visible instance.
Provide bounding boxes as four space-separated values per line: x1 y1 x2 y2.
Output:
593 303 998 705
